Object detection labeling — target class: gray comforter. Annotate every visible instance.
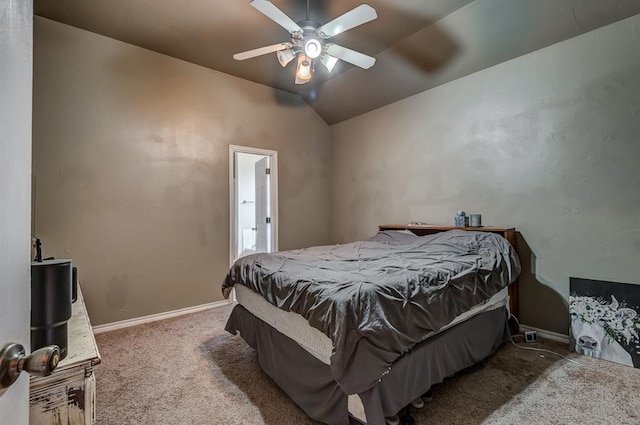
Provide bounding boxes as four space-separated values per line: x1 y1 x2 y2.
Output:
222 230 520 394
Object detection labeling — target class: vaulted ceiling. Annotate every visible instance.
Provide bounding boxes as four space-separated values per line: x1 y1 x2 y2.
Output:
35 0 640 124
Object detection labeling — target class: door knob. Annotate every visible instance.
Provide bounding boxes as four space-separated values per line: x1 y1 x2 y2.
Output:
0 343 60 389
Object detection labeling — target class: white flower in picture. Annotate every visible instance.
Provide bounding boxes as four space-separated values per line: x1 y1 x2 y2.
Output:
570 294 640 367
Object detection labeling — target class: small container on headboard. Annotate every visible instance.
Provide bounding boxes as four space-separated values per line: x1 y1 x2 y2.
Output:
454 211 466 227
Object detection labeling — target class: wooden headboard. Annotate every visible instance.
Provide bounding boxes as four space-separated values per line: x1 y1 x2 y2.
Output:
378 224 519 319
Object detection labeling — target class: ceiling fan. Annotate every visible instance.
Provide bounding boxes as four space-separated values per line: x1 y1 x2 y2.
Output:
233 0 377 85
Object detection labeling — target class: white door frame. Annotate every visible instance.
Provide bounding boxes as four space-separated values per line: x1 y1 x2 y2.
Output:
228 145 278 266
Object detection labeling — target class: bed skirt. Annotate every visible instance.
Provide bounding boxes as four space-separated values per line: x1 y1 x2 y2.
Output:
225 304 510 425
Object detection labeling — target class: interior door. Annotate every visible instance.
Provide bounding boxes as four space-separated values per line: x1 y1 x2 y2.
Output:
0 0 33 423
254 157 270 253
229 146 278 265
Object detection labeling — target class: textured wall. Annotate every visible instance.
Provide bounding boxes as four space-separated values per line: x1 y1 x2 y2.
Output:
331 14 640 335
33 17 331 325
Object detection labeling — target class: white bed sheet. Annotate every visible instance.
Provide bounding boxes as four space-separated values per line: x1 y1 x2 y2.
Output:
234 284 510 365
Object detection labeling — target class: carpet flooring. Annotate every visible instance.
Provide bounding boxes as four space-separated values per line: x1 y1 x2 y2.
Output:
95 304 640 425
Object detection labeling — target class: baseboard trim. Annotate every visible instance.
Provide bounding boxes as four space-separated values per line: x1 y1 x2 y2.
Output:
92 299 230 334
520 324 570 344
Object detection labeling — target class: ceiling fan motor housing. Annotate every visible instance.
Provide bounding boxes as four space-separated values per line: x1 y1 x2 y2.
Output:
298 20 321 33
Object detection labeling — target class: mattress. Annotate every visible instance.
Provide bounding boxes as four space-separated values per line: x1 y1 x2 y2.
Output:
234 283 510 365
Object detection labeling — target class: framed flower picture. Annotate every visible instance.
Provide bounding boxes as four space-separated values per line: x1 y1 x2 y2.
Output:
570 277 640 368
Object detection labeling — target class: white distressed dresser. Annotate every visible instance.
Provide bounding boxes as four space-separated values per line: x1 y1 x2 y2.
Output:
29 285 101 425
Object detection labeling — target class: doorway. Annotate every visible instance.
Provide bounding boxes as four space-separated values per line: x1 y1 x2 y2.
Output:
229 145 278 265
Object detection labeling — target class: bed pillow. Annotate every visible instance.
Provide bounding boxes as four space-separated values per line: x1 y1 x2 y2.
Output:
365 230 418 243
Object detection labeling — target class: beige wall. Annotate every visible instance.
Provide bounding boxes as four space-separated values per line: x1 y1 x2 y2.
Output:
33 17 331 325
331 15 640 335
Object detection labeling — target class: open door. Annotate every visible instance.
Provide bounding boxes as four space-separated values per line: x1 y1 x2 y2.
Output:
0 0 33 423
254 157 270 253
229 146 278 265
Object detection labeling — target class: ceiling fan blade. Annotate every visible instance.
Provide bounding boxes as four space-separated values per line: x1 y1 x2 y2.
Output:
325 44 375 69
233 42 292 61
317 4 377 39
250 0 303 34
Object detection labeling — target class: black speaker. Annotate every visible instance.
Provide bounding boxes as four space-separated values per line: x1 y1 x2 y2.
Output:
31 260 73 359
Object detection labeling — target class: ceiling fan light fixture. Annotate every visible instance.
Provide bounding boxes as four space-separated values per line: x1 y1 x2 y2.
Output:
277 48 295 67
294 75 310 85
304 38 322 59
295 54 312 84
320 54 338 72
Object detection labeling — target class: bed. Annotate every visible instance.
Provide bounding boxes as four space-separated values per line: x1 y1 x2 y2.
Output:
222 226 521 425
